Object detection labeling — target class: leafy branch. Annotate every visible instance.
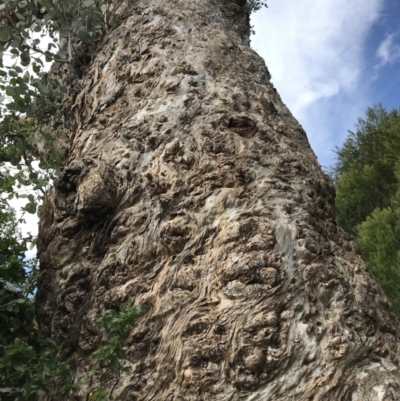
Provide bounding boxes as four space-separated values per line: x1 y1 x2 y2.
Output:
0 301 141 400
88 305 141 400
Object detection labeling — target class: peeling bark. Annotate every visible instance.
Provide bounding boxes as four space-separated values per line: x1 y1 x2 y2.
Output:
36 0 400 400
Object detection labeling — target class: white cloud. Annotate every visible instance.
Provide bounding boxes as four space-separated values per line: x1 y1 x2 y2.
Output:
251 0 384 167
376 33 400 67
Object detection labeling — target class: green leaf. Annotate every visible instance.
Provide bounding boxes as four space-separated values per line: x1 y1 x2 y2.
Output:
5 86 16 96
32 63 41 74
44 50 53 62
0 26 10 42
15 298 28 304
20 51 30 66
21 29 30 39
36 82 49 95
77 30 91 43
24 202 37 214
32 56 44 66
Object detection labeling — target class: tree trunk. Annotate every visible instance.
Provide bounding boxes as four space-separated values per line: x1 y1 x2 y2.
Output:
36 0 400 399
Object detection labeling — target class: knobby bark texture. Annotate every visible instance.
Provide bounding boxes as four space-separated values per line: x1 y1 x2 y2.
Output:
36 0 400 399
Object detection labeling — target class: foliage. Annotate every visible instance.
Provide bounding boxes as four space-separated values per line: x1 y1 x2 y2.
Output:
0 0 124 113
0 115 64 222
93 305 141 371
333 105 400 233
333 104 400 314
0 0 127 222
0 303 141 400
357 206 400 313
247 0 268 13
0 199 37 354
0 200 48 401
88 305 141 400
0 199 27 285
0 338 72 400
0 197 140 398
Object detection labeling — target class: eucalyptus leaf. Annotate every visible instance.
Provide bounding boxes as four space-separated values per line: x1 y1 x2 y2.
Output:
16 21 26 29
24 202 37 214
83 0 95 6
32 64 41 73
20 51 30 66
35 82 49 95
0 26 11 43
5 86 16 97
33 56 44 66
77 30 92 44
44 50 54 62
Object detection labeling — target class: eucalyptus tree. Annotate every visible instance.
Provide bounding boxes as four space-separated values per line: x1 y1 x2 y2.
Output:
4 0 400 400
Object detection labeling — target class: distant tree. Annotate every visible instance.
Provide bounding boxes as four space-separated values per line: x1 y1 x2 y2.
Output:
333 105 400 234
357 206 400 314
333 104 400 314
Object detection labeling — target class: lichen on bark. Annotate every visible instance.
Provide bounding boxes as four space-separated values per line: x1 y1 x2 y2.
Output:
36 0 400 400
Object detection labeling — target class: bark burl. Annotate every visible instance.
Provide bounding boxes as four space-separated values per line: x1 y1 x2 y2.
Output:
36 0 400 399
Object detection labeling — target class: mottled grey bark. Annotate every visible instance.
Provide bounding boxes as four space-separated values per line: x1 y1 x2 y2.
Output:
36 0 400 400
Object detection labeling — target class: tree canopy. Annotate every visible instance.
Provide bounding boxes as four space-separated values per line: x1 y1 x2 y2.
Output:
333 104 400 314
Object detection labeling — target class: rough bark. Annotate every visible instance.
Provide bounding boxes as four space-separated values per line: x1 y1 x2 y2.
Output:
36 0 400 400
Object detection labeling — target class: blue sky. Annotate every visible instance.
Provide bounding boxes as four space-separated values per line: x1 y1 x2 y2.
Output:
251 0 400 170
